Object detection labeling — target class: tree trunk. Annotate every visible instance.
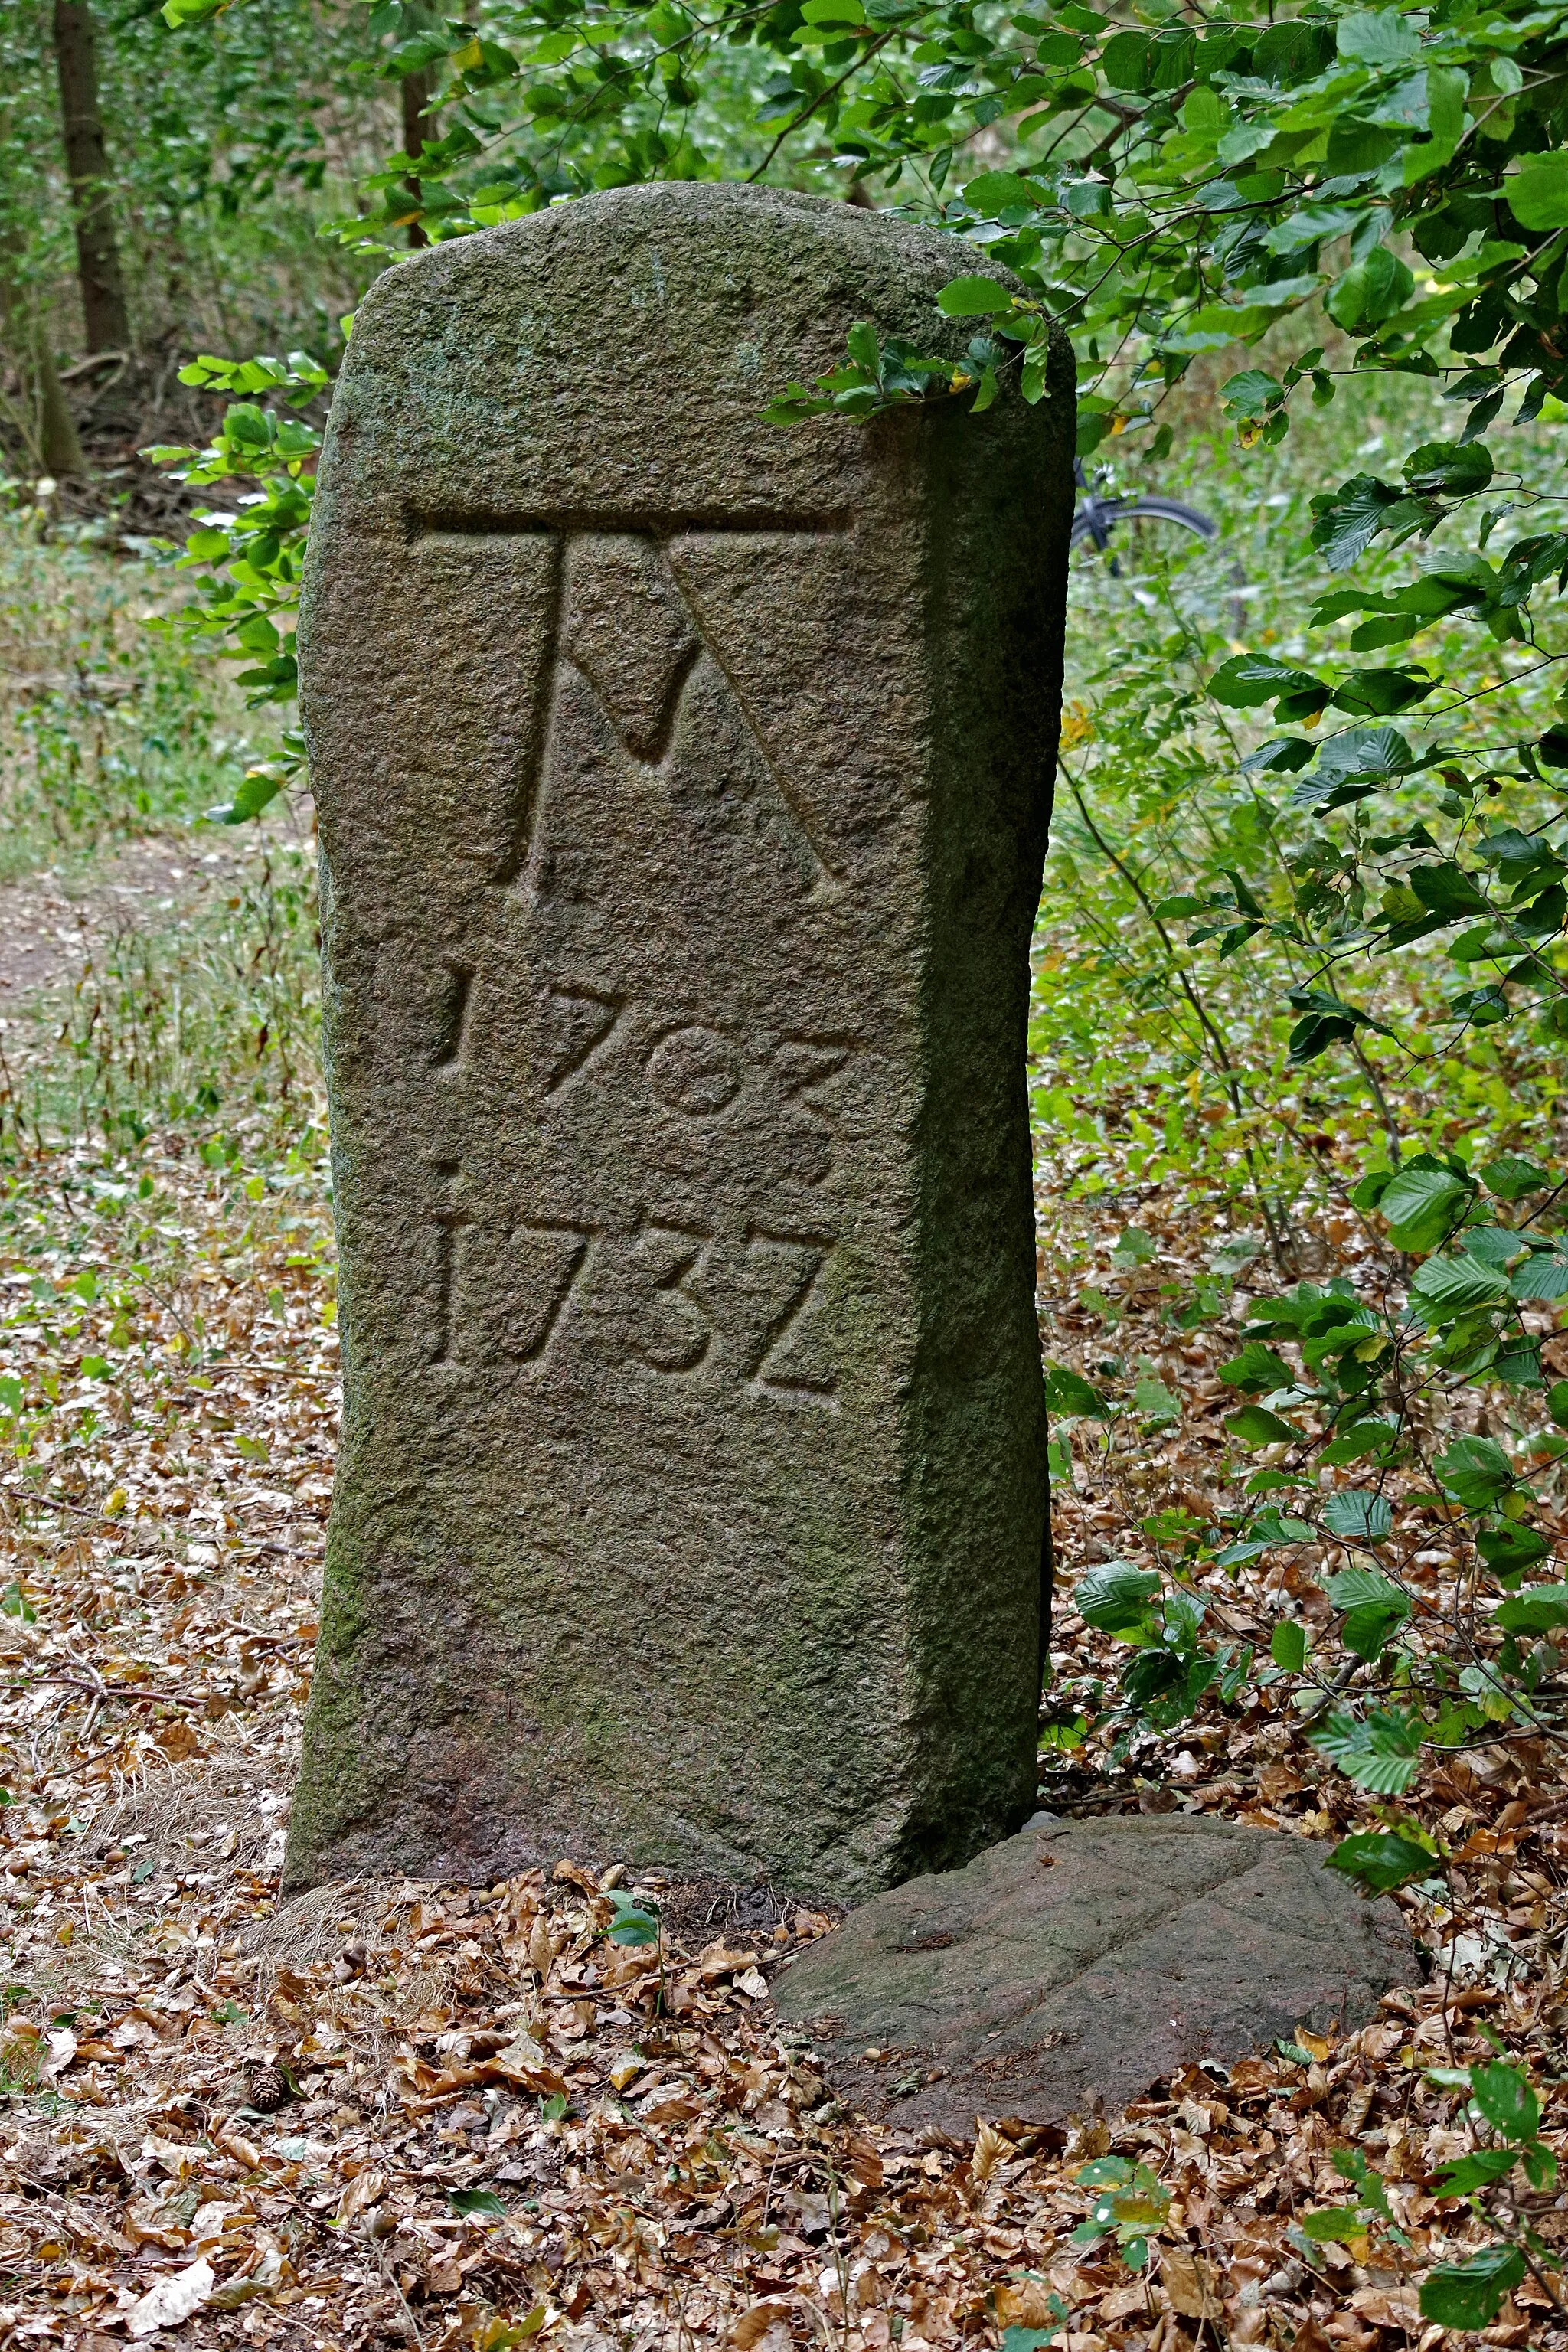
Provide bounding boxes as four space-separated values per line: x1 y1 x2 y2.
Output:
53 0 129 355
0 254 85 477
401 67 436 250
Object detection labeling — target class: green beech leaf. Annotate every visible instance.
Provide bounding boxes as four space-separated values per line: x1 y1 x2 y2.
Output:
845 322 880 372
1220 369 1282 420
1332 667 1436 718
1099 28 1153 88
1285 987 1393 1063
962 171 1042 212
1495 1584 1568 1634
1310 475 1403 570
1508 152 1568 231
1478 1525 1550 1576
1483 1154 1553 1200
1409 1253 1510 1316
1335 9 1420 64
1254 17 1333 80
1321 1491 1393 1541
1225 1404 1301 1447
606 1895 661 1946
1507 1248 1568 1302
1074 1562 1162 1636
1324 1566 1413 1663
1409 863 1489 920
1002 2318 1069 2352
1270 1620 1308 1671
1350 1170 1393 1212
1044 1364 1111 1420
1320 1420 1400 1471
1470 2060 1540 2143
1434 1435 1515 1511
936 276 1014 316
1217 1341 1295 1394
1327 119 1403 178
1290 727 1415 815
1264 205 1358 255
1301 2205 1368 2243
1312 1706 1422 1793
1341 1606 1407 1663
1408 66 1467 180
1436 2148 1521 2194
1241 736 1316 775
1207 654 1325 710
1419 2246 1526 2330
1377 1161 1472 1251
1326 1829 1433 1893
1325 248 1414 332
206 769 286 826
446 2187 507 2216
1133 1374 1181 1425
1403 441 1494 497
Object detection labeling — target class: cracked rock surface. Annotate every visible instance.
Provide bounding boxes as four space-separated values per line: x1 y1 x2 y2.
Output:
772 1812 1416 2135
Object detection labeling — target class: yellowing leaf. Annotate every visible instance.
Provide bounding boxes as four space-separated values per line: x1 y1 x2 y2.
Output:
338 2167 386 2222
996 2276 1066 2326
1162 2248 1223 2320
729 2305 796 2351
971 2117 1009 2187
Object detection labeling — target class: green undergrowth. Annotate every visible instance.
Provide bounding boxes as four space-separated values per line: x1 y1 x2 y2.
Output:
0 489 319 1181
0 486 276 880
9 840 322 1157
1037 361 1568 1270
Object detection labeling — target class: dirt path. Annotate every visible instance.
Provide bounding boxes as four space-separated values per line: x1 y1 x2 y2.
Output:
0 835 255 1006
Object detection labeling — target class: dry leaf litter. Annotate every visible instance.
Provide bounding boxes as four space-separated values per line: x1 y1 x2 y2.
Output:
0 927 1563 2352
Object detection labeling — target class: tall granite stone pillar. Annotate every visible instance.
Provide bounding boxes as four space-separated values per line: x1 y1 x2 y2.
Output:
286 182 1074 1900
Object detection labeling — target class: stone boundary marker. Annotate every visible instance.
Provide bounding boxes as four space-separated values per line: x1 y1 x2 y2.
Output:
773 1813 1416 2135
287 182 1074 1898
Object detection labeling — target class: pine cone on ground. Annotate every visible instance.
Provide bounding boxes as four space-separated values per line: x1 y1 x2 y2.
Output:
246 2062 289 2113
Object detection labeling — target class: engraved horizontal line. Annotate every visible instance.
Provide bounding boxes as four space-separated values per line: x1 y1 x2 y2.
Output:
407 506 851 541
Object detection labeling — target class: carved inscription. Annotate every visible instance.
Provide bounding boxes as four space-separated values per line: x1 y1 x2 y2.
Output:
625 1220 714 1375
743 1233 836 1401
413 521 848 905
505 1222 596 1362
428 1193 838 1400
433 962 475 1069
430 1160 468 1367
537 985 624 1096
413 985 855 1396
645 1025 743 1119
399 518 861 1401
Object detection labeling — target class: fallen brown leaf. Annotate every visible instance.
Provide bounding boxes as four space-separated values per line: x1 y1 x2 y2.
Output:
730 2301 797 2350
1161 2248 1223 2321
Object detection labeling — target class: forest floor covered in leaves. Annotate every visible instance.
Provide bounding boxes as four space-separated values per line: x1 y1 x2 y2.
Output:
0 926 1563 2352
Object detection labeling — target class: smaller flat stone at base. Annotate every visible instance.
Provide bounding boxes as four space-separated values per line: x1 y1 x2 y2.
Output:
771 1813 1416 2136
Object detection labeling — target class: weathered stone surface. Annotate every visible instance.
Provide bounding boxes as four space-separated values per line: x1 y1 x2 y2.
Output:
773 1814 1416 2131
286 182 1074 1900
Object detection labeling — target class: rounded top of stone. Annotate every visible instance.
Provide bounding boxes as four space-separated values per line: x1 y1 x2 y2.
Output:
356 178 1004 325
313 180 1065 541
